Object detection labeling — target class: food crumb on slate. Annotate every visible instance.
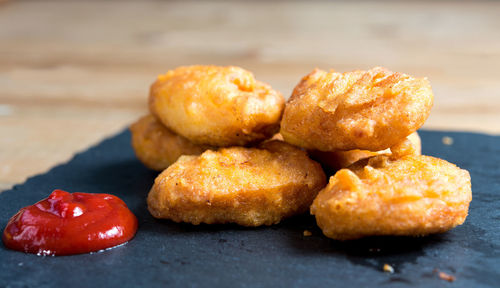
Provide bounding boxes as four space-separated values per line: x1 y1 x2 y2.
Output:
442 136 454 145
434 269 456 282
383 264 394 273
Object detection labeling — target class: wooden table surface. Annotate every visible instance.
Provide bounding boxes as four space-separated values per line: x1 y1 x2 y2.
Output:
0 0 499 191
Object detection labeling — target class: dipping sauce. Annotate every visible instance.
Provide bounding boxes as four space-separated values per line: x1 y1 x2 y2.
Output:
2 189 138 256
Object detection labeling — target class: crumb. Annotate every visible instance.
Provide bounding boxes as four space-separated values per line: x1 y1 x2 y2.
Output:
303 230 312 236
433 269 456 282
442 136 454 145
439 272 455 282
383 263 394 273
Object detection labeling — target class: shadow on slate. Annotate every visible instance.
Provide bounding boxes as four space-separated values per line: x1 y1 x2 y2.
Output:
0 130 499 288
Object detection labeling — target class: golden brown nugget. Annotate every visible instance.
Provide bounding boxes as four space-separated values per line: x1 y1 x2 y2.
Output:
311 154 471 240
149 65 285 147
130 115 212 171
310 132 421 171
280 67 433 151
148 140 326 226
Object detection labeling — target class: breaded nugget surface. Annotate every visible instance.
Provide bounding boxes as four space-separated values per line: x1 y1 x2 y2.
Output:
311 155 471 240
149 65 285 147
280 67 433 151
130 115 212 171
148 141 326 226
310 132 421 171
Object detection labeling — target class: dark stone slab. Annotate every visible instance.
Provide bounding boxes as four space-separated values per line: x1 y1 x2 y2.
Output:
1 130 499 288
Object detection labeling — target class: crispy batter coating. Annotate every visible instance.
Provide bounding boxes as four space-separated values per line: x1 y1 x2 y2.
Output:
149 65 285 147
130 115 212 171
389 131 421 158
147 140 326 226
310 132 421 171
311 154 471 240
280 67 433 151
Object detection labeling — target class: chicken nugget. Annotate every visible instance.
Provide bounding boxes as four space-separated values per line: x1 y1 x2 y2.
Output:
149 65 285 147
280 67 433 151
311 154 471 240
147 140 326 226
310 132 421 171
130 115 212 171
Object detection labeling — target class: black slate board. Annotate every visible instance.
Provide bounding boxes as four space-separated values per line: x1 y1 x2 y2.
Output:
1 130 499 288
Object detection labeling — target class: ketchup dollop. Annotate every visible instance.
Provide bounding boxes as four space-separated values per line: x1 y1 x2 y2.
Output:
2 189 138 256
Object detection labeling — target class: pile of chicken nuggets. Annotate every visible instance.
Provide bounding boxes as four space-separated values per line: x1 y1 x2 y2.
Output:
131 65 472 240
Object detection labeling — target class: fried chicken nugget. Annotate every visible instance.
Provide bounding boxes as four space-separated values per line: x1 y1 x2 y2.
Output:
130 115 212 171
147 140 326 226
310 132 421 171
149 65 285 147
311 155 471 240
280 67 433 151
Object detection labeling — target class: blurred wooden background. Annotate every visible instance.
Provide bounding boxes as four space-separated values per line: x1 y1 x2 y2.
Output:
0 0 499 191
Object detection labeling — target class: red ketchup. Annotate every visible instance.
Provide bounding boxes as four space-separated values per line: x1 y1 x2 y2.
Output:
2 189 138 256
